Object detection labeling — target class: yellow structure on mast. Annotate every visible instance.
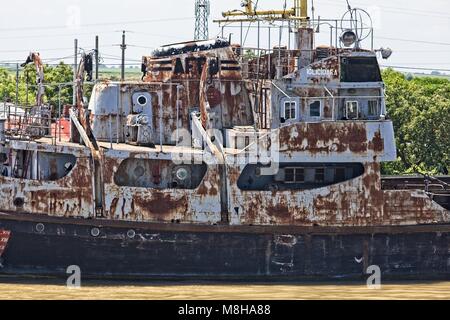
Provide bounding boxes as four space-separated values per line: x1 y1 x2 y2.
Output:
216 0 309 27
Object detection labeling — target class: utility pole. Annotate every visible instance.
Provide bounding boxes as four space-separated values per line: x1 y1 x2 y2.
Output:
25 70 29 107
120 31 126 81
15 64 19 106
194 0 210 40
73 38 78 107
95 35 99 81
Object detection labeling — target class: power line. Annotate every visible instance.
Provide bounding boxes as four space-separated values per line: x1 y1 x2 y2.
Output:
127 44 155 50
0 44 117 54
0 31 116 41
381 65 450 73
376 37 450 46
320 0 450 19
0 17 195 32
0 47 74 53
131 31 185 41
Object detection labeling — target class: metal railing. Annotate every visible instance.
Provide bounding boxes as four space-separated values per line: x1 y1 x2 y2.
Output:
2 104 55 142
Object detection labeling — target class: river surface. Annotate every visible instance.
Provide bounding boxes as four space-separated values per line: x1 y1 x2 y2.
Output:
0 279 449 300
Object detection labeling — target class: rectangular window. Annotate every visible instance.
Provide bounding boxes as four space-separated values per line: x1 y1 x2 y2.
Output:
284 168 305 183
346 101 359 119
341 57 382 83
315 168 325 183
285 168 295 183
283 101 297 121
368 100 379 116
309 100 322 117
295 168 305 183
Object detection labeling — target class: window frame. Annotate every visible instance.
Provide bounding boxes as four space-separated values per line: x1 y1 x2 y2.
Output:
315 168 325 183
345 100 359 120
368 99 380 117
308 99 323 119
284 167 305 184
282 100 298 122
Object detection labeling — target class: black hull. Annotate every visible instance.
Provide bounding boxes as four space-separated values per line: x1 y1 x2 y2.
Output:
0 213 449 281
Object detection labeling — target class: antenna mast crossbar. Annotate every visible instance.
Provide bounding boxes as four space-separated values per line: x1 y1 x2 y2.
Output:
215 0 309 27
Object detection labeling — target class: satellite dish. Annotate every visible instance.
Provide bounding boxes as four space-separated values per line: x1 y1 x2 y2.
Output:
340 30 357 47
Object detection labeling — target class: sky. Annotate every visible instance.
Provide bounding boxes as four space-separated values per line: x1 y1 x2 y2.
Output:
0 0 449 73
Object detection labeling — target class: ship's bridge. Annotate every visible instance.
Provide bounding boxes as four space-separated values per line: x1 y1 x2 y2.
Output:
273 50 387 126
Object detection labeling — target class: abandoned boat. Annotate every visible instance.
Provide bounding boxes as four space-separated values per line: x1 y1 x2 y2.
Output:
0 0 449 280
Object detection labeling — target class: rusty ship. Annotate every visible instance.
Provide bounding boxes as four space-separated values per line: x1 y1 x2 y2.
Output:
0 0 449 281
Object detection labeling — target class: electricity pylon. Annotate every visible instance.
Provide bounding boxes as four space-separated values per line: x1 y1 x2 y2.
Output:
194 0 210 40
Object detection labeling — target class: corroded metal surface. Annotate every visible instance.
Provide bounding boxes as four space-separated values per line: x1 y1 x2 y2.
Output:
0 37 447 233
226 162 449 227
99 146 221 223
0 141 94 218
0 229 10 257
277 121 395 161
1 213 450 280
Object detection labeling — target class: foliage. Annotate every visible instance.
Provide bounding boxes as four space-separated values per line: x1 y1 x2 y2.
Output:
0 63 74 113
243 49 257 60
382 69 450 175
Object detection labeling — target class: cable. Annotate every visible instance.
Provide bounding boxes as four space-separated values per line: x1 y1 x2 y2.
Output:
0 17 195 32
0 44 118 54
376 37 450 46
321 0 450 19
130 31 186 41
127 45 155 50
0 31 117 41
381 65 450 73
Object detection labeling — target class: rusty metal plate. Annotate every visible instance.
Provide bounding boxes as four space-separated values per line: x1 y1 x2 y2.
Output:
206 86 222 106
0 229 11 257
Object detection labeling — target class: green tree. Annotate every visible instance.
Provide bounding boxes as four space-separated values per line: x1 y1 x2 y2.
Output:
382 69 450 175
0 68 16 102
1 63 74 117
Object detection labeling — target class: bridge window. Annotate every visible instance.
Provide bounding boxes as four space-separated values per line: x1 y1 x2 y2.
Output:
309 100 322 117
283 101 297 121
346 101 359 119
341 57 382 82
368 100 379 116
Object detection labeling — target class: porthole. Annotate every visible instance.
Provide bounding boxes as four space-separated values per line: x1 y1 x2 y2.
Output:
175 167 189 181
13 197 24 207
137 95 148 106
91 227 100 237
127 230 136 239
35 223 45 233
